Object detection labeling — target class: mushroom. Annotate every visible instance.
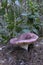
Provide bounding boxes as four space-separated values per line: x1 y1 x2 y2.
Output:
10 33 38 51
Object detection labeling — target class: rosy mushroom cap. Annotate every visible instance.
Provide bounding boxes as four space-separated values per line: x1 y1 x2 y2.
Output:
10 33 38 45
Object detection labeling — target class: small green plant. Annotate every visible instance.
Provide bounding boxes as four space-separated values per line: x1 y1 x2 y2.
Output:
23 0 40 34
0 0 40 44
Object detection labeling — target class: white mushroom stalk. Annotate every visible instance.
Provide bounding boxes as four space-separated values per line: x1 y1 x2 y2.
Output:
20 44 29 50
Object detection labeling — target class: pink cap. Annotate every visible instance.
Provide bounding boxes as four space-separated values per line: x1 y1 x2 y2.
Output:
10 33 38 45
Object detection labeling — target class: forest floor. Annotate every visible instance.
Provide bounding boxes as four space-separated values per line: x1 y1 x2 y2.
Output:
0 37 43 65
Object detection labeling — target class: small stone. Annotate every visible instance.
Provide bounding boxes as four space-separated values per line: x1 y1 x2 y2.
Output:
0 48 2 51
0 60 5 64
35 44 39 47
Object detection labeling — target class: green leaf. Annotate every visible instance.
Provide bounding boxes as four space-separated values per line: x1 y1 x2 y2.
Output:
2 35 8 40
2 0 7 8
7 23 14 31
15 26 22 33
0 8 5 15
32 28 38 34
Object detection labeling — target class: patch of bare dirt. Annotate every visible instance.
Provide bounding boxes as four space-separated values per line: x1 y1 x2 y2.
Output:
0 37 43 65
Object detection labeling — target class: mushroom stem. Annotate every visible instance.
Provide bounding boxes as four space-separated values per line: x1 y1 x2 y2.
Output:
20 44 28 51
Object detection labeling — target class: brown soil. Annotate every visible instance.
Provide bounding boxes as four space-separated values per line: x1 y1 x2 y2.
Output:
0 37 43 65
